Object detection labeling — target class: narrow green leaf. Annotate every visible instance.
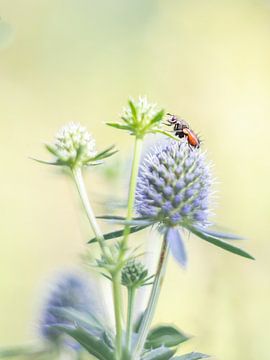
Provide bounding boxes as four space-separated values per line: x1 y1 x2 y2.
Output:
29 157 63 166
153 129 181 141
186 225 255 260
145 325 190 349
44 143 59 157
142 347 176 360
97 217 153 226
128 99 138 123
106 123 131 131
55 326 114 360
194 226 244 240
148 110 165 127
88 225 149 243
173 352 209 360
92 145 118 162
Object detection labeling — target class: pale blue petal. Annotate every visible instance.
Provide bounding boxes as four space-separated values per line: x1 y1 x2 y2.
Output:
166 228 187 267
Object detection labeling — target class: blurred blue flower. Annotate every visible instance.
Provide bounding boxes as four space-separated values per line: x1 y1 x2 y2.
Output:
40 271 93 349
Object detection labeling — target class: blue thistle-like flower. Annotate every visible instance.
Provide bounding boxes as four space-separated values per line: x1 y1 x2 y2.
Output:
135 139 253 266
136 140 212 228
39 272 93 348
136 139 212 267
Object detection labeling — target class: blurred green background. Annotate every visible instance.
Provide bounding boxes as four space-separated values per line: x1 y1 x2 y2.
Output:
0 0 269 359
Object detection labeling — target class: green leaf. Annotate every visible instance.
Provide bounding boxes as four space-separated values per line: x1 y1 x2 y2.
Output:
145 325 190 349
45 143 59 157
88 225 149 243
106 123 132 131
128 99 138 123
194 226 244 240
153 129 181 141
52 307 103 333
55 326 114 360
142 347 176 360
97 217 153 226
146 110 165 128
91 145 118 162
29 157 63 166
173 352 209 360
186 225 254 260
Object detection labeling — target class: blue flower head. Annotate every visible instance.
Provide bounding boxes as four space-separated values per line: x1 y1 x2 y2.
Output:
40 272 92 349
136 139 253 266
136 140 212 228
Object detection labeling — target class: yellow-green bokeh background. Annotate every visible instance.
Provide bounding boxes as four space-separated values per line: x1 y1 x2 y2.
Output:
0 0 269 359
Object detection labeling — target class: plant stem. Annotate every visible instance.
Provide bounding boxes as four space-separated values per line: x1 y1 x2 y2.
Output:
72 167 107 255
132 239 169 360
72 167 123 358
112 272 124 360
126 287 136 354
120 136 143 257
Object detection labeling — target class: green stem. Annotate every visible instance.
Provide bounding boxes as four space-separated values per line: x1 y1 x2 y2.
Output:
120 136 143 257
72 167 107 255
71 167 123 358
132 239 169 360
126 287 136 354
112 272 124 360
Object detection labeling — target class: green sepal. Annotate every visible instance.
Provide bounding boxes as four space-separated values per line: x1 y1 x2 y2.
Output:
45 143 59 157
96 216 154 227
153 129 181 141
172 352 210 360
195 225 244 240
144 110 165 131
29 157 63 166
88 225 149 244
128 99 138 124
142 347 176 360
145 325 190 349
54 326 114 360
186 225 254 260
89 145 118 162
106 123 132 131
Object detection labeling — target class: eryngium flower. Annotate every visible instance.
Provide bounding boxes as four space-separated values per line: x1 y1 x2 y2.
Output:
135 139 212 266
136 140 211 228
40 272 93 348
52 122 96 167
121 259 149 288
107 96 164 138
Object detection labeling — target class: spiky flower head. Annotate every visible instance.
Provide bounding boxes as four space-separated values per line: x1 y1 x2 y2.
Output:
136 139 212 229
40 272 92 348
121 259 149 288
107 96 164 138
37 122 116 168
48 122 96 167
135 139 254 266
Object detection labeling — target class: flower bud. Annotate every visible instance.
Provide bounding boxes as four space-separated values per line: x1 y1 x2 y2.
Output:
121 259 148 288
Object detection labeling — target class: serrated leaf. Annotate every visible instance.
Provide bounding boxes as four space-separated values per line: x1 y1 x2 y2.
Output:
88 225 149 243
55 326 114 360
186 225 254 260
145 325 190 349
142 346 176 360
173 352 210 360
